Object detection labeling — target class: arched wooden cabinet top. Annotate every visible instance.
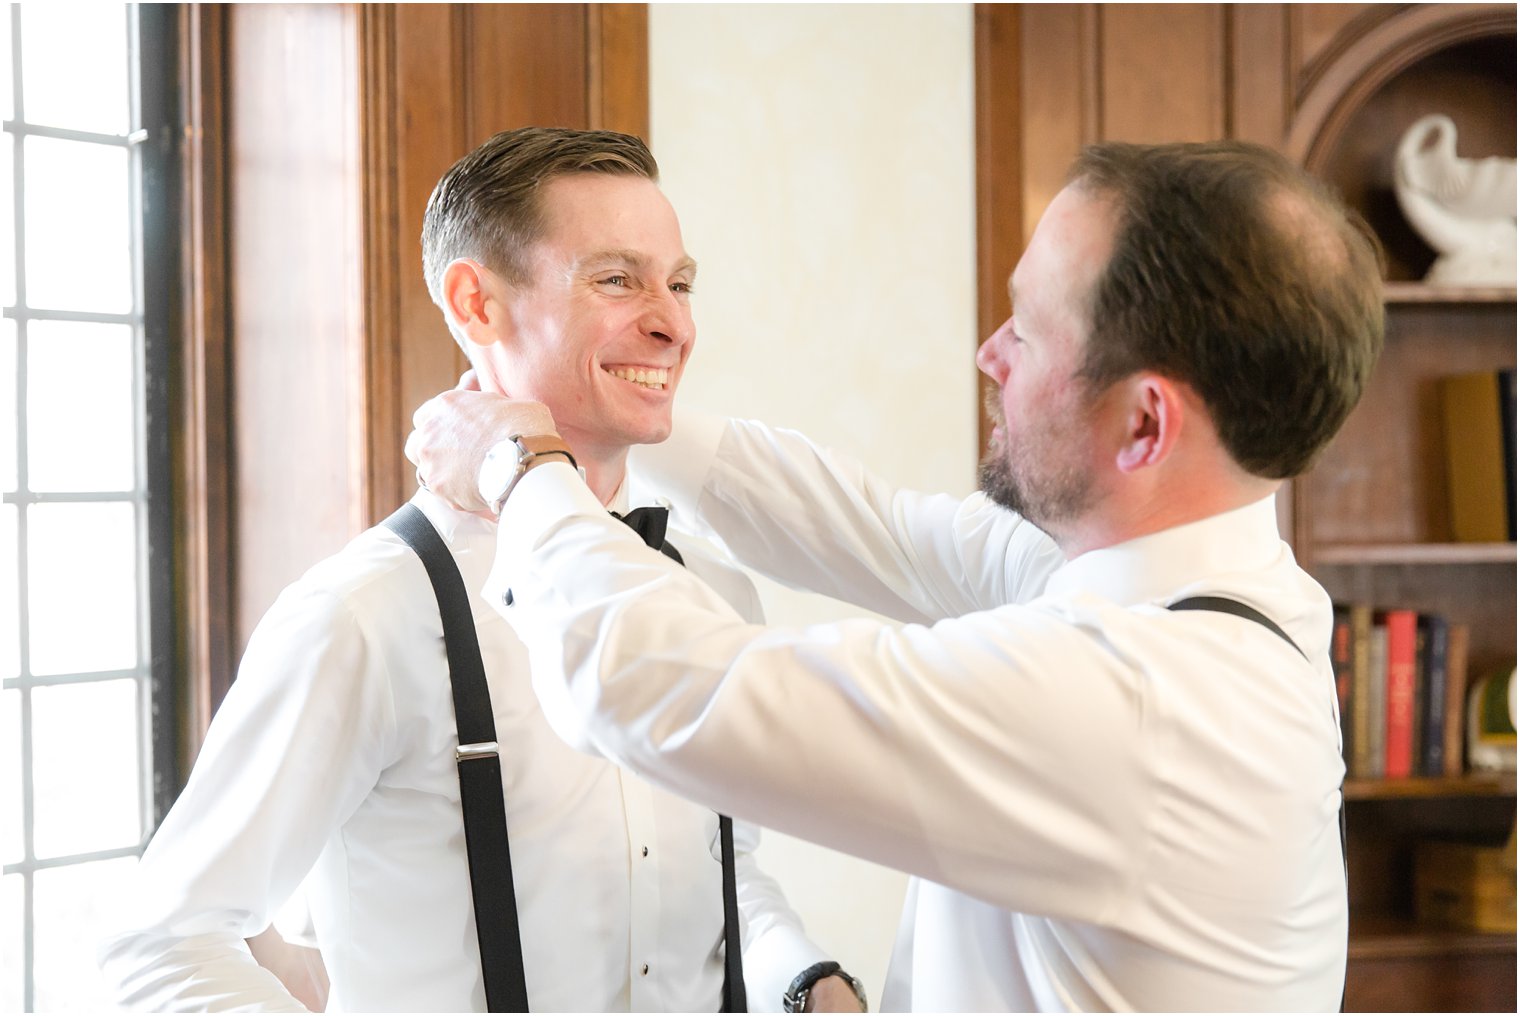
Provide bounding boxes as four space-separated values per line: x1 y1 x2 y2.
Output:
1283 3 1516 283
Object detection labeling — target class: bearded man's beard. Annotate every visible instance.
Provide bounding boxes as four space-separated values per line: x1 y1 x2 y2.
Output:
978 439 1095 535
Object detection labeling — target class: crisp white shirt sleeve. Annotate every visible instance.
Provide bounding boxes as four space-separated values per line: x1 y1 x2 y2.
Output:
629 412 1064 621
492 463 1142 924
98 583 396 1012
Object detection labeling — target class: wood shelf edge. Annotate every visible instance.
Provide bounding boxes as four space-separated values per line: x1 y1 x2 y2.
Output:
1344 774 1517 800
1384 282 1518 304
1312 542 1518 566
1350 918 1517 960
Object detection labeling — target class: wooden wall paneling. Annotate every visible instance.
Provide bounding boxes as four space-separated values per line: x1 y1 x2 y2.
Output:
1229 4 1291 149
1017 4 1093 245
588 4 650 140
175 3 234 758
1290 4 1393 100
465 4 589 144
359 4 404 526
1098 4 1227 144
227 3 366 661
386 5 470 522
974 4 1022 457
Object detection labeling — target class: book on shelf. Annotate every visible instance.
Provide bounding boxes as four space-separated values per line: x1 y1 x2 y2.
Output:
1347 604 1376 779
1443 624 1471 777
1380 609 1419 779
1501 369 1516 539
1331 604 1353 753
1420 614 1450 778
1334 604 1476 781
1367 622 1388 778
1441 367 1517 543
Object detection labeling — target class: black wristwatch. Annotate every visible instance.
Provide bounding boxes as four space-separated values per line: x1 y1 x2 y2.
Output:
782 960 868 1013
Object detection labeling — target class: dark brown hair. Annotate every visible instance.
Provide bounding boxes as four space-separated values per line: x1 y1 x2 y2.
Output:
1069 141 1385 479
421 126 659 304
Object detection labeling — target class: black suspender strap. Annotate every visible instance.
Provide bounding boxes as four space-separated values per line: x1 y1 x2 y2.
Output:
1167 595 1348 1011
387 502 747 1012
718 815 747 1012
383 504 529 1013
1167 595 1306 659
614 507 746 1012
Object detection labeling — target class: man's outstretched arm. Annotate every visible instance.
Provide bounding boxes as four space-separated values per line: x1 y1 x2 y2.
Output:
412 388 1062 626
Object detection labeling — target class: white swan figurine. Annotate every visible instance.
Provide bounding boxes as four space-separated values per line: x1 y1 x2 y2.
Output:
1393 114 1516 287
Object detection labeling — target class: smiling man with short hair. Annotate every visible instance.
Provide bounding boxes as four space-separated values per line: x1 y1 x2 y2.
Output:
100 127 863 1014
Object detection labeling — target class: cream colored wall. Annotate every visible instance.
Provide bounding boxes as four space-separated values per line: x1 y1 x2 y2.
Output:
649 3 977 1006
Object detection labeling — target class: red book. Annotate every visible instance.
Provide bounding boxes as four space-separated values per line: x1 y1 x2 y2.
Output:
1380 609 1419 779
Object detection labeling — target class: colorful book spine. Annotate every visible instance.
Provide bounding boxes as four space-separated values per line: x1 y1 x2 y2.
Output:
1500 368 1516 542
1442 623 1471 778
1420 614 1450 777
1380 609 1419 779
1348 604 1376 779
1366 619 1388 779
1441 370 1512 543
1331 605 1353 751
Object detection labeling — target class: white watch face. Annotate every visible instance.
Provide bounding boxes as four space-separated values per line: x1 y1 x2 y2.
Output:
477 439 523 504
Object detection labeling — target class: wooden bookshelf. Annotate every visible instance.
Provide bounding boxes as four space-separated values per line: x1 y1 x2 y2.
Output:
1288 6 1517 1011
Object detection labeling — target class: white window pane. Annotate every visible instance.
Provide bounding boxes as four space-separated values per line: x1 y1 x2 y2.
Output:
2 689 19 866
32 680 140 859
0 132 13 310
0 505 16 680
33 856 136 1012
26 321 135 493
1 320 15 492
27 502 138 676
1 873 22 1014
23 137 132 315
0 4 12 123
19 4 129 136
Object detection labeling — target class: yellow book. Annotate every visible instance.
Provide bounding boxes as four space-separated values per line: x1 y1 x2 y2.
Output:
1441 371 1509 543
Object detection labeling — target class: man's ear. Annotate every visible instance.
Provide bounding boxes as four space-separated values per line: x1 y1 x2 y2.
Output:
1114 373 1183 473
441 259 509 349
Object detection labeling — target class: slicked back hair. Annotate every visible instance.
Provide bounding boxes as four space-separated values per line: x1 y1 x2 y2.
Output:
1069 141 1385 479
422 127 659 311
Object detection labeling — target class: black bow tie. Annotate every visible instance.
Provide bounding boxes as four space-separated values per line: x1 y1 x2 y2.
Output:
612 506 684 566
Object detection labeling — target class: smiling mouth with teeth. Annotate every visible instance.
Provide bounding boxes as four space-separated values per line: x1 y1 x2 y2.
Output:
605 366 670 390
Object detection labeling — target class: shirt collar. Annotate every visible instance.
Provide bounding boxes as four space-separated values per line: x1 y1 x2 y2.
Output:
410 469 633 539
606 475 632 515
1044 494 1285 607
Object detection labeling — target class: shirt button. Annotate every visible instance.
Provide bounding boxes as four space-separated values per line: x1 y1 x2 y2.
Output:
641 845 649 857
641 963 650 976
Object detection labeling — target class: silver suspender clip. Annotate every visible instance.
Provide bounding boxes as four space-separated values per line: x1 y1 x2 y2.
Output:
456 741 499 761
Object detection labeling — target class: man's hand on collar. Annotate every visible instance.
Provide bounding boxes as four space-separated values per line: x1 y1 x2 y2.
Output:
406 370 560 516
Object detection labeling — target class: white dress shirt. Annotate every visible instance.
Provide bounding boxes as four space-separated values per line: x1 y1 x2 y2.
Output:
98 489 825 1012
494 414 1348 1012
